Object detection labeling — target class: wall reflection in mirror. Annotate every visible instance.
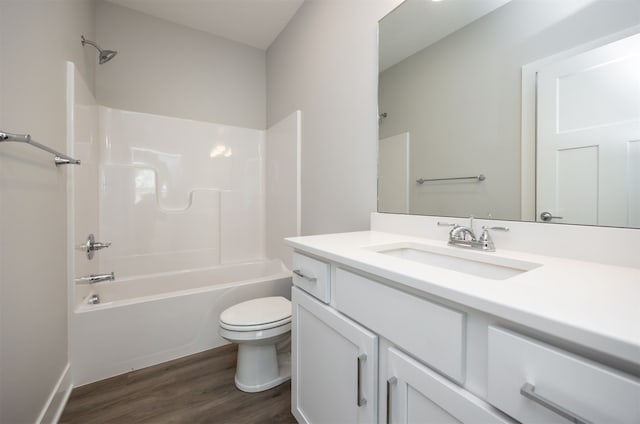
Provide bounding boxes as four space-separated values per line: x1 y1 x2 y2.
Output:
378 0 640 228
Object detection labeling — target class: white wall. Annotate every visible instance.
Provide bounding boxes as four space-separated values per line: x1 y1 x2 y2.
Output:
266 0 403 236
96 0 266 130
0 1 95 422
379 0 640 220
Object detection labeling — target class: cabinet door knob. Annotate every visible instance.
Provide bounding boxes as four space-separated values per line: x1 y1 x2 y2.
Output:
293 269 317 283
387 376 397 423
357 354 367 407
520 383 592 424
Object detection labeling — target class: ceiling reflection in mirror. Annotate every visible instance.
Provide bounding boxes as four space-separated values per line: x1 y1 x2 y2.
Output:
378 0 640 228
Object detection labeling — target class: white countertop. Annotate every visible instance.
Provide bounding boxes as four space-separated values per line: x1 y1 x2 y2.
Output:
285 231 640 366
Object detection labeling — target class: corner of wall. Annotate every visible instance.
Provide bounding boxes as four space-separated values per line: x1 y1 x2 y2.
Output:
35 364 73 424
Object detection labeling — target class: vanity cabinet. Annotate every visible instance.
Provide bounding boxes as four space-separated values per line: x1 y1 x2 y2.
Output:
386 347 512 424
291 252 503 424
290 250 640 424
292 287 377 424
334 268 466 384
333 268 512 424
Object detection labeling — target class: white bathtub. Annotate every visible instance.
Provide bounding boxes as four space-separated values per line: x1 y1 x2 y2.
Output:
71 259 292 386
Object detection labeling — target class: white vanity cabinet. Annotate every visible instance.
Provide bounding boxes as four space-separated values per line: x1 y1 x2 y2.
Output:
333 268 466 384
290 249 640 424
333 267 513 424
386 347 512 424
292 286 378 424
291 252 505 424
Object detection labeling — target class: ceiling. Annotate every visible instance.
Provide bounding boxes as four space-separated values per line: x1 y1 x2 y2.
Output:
106 0 305 50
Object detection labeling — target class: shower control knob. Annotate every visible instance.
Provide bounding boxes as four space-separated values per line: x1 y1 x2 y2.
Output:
83 233 111 260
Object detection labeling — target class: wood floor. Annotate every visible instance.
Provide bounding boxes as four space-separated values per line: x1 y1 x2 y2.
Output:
60 344 297 424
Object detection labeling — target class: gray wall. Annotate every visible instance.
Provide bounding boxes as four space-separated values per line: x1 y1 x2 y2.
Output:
96 0 266 129
0 1 96 422
267 0 403 235
379 0 640 220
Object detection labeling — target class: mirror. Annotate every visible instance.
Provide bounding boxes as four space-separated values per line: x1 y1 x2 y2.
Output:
378 0 640 228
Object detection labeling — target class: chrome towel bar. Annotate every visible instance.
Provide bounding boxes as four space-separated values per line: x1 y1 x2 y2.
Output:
417 174 485 184
0 131 80 166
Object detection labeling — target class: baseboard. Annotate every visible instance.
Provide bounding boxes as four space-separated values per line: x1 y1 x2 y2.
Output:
36 363 73 424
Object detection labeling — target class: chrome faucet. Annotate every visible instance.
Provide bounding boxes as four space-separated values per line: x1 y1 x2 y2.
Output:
75 272 115 284
450 215 477 241
438 217 508 252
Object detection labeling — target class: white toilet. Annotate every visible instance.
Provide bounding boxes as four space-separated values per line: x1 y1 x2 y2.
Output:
219 296 292 392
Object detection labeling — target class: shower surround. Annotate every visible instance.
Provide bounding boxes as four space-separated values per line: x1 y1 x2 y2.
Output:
98 106 266 277
68 63 299 385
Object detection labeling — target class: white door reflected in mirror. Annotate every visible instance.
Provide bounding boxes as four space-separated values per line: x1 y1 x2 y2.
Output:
536 32 640 228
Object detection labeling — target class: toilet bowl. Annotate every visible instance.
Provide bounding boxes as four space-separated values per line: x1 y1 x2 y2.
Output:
219 296 292 392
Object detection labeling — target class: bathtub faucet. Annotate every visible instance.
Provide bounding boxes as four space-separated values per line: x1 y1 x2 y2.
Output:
76 272 115 284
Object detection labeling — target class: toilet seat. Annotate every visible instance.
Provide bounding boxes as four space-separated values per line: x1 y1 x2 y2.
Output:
219 317 291 332
220 296 291 332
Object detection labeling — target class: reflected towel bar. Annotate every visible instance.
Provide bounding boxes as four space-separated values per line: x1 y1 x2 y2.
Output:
0 131 80 166
417 174 485 184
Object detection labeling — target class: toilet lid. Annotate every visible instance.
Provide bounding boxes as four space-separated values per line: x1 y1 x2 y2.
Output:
220 296 291 327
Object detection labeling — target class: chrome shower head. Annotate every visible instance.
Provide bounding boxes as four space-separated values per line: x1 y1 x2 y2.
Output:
81 35 118 64
99 49 118 64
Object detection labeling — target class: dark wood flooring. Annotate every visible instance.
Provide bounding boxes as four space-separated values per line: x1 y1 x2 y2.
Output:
60 344 296 424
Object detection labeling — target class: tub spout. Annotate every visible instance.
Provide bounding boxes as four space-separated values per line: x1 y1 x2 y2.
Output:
76 272 115 284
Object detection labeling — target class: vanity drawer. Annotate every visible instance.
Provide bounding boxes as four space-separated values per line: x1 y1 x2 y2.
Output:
334 268 466 383
292 252 330 303
488 326 640 424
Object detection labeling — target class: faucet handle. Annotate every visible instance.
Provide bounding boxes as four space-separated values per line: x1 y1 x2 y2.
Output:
478 226 509 250
83 234 112 260
438 222 460 238
437 222 458 227
481 226 509 232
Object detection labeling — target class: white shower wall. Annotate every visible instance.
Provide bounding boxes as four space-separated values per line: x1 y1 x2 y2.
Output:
97 107 268 278
266 111 301 269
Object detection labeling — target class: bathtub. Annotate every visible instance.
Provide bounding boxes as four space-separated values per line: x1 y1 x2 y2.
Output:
71 259 292 386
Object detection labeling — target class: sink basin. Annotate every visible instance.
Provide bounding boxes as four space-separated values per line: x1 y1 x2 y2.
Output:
369 242 541 280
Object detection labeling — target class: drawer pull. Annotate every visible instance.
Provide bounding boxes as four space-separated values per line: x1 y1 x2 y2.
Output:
293 269 317 282
387 376 397 423
520 383 593 424
357 354 367 407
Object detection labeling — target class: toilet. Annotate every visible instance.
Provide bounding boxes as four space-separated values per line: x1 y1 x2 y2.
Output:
219 296 292 392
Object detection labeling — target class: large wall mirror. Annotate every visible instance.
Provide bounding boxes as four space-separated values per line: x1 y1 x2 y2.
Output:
378 0 640 228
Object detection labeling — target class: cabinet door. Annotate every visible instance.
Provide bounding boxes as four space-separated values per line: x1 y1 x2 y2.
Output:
385 347 513 424
292 287 377 424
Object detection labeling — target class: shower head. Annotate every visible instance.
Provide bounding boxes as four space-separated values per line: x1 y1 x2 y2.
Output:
99 49 118 64
81 35 118 64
